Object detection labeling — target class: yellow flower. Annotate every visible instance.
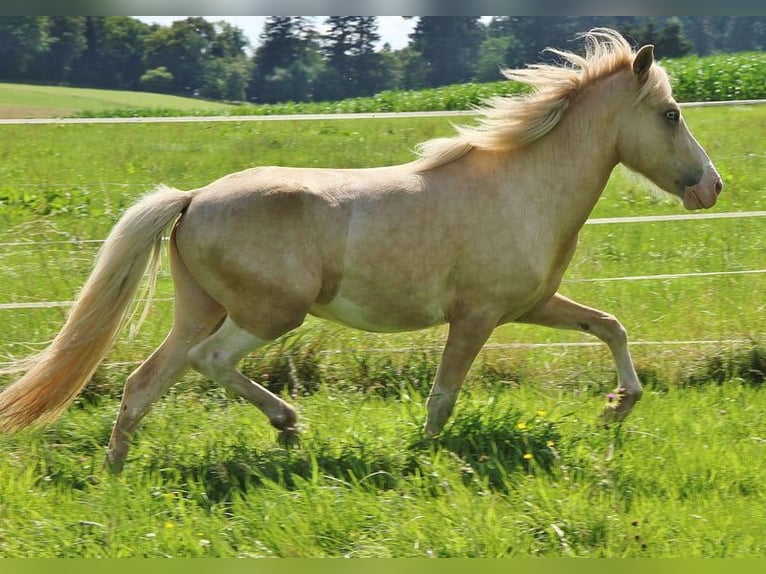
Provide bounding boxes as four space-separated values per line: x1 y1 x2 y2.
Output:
537 410 547 418
523 452 533 460
546 440 556 447
517 422 528 430
164 522 175 530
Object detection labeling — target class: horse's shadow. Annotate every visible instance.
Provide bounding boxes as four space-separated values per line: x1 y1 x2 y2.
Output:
165 411 560 503
32 402 562 503
138 433 554 505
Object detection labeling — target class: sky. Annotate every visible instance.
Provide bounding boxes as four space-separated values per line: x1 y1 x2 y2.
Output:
135 16 420 52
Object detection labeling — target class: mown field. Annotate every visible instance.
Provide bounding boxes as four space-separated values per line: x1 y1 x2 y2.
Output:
0 104 764 557
0 82 234 119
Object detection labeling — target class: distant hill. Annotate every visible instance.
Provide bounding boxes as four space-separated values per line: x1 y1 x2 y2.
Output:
0 83 234 119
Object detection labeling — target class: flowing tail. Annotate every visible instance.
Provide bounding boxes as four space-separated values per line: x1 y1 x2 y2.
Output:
0 185 193 432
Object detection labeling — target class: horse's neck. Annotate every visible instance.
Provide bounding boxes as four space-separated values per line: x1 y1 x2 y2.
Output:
506 87 622 236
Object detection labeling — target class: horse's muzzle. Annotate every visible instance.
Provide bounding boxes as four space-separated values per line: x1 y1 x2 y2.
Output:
683 168 723 210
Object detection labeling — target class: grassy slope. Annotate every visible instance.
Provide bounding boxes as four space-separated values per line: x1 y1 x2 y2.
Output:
0 83 233 118
0 106 764 557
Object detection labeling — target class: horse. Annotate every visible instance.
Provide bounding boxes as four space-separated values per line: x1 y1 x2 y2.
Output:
0 29 722 473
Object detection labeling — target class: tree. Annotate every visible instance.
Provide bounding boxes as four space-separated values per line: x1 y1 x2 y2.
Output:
0 17 49 80
680 17 716 55
752 19 766 50
348 17 392 96
409 17 485 87
619 18 692 58
396 46 429 90
316 16 391 100
249 17 319 102
723 17 764 52
140 66 173 93
31 17 87 83
474 35 515 81
139 17 250 97
185 20 251 101
143 17 216 94
498 17 583 68
68 17 152 90
655 18 694 58
210 21 249 58
200 57 251 101
315 17 357 101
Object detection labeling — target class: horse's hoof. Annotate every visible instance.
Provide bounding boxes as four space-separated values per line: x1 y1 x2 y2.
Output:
103 448 126 475
601 388 630 427
278 427 301 449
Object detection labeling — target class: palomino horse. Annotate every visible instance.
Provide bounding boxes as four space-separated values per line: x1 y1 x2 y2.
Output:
0 29 722 472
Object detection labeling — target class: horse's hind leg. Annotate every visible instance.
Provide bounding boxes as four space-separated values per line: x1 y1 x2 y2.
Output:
105 238 225 473
187 317 299 443
106 326 215 473
517 292 643 422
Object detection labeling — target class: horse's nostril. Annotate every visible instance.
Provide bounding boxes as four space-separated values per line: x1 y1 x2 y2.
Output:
715 178 723 195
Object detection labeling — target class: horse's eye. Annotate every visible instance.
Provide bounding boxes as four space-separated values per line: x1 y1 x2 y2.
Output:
665 109 680 123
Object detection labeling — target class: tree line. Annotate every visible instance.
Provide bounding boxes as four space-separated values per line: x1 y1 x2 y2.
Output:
0 16 763 104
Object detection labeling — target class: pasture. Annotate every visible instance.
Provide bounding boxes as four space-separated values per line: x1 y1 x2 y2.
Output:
0 104 764 557
0 82 233 119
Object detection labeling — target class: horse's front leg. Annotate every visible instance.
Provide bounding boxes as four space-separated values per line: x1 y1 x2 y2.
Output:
517 292 643 423
425 314 497 436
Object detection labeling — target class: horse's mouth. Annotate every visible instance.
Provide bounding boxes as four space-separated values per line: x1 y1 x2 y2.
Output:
683 187 718 210
682 189 704 210
682 168 723 210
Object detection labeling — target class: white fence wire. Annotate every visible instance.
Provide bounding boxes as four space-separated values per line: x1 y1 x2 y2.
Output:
1 210 764 311
1 102 763 361
1 207 762 368
0 98 763 126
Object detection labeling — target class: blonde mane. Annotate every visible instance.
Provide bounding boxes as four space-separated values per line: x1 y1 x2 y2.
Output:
414 28 669 170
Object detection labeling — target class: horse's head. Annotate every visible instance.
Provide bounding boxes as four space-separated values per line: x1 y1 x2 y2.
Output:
616 45 723 210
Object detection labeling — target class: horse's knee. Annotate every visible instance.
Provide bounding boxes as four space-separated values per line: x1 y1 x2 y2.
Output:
187 345 207 375
188 318 269 380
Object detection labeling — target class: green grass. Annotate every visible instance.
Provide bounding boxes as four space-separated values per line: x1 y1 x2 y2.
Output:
0 82 233 119
0 384 764 557
0 104 765 557
72 81 528 119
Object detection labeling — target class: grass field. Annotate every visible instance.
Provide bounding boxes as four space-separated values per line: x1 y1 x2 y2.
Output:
0 105 764 557
0 83 233 119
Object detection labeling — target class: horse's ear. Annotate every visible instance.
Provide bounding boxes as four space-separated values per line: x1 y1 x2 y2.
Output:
632 44 655 82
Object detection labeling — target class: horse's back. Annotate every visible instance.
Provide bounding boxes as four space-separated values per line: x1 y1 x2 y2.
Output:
171 160 558 336
172 164 429 336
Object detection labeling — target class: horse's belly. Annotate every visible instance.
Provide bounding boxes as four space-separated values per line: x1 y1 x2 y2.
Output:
309 294 446 333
